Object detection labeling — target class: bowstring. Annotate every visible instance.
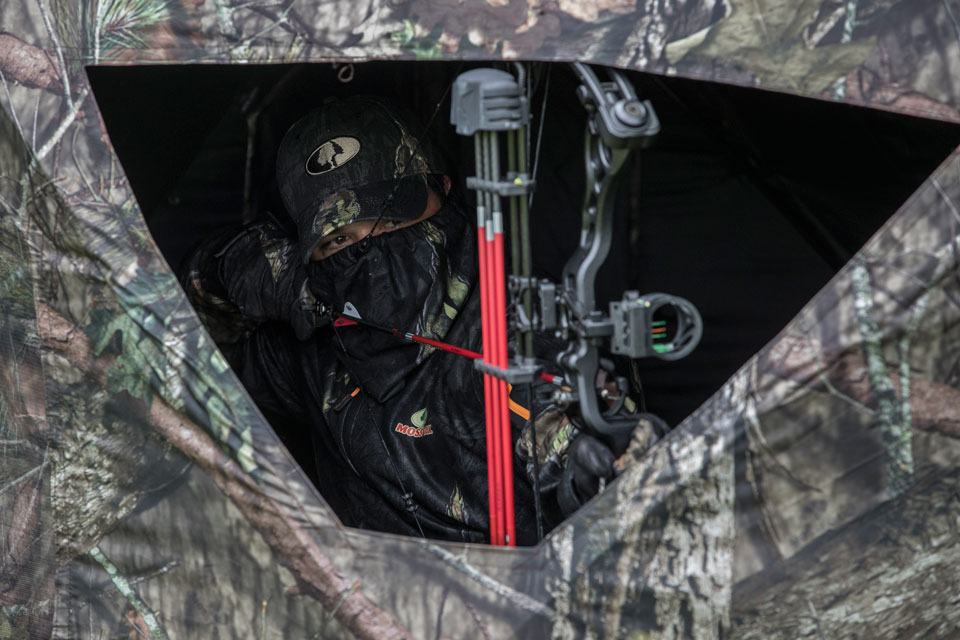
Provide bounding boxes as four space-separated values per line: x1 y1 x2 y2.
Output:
330 71 463 540
522 63 549 540
361 62 465 245
331 321 429 538
366 399 428 539
528 64 551 212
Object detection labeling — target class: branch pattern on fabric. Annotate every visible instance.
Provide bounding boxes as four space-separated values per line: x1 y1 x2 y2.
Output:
37 303 412 640
89 545 169 640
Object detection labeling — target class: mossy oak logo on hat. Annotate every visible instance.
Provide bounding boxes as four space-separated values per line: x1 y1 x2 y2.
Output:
305 136 361 175
395 408 433 438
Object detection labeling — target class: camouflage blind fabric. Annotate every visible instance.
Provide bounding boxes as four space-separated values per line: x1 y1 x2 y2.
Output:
2 0 960 638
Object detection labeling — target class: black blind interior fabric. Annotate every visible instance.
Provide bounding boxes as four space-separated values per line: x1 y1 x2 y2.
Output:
88 61 960 429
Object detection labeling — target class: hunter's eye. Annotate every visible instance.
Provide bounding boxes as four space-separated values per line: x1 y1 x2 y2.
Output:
313 234 356 260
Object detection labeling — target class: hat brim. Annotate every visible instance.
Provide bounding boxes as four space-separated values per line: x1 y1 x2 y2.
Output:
298 176 429 263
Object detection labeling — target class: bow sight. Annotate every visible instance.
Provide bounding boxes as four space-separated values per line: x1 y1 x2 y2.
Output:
451 63 703 544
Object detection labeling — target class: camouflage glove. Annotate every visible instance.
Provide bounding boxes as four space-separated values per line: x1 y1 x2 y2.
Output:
556 434 616 516
613 413 668 474
515 407 576 493
555 413 669 516
183 223 324 341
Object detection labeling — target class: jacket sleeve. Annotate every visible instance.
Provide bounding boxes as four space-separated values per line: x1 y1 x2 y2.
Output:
223 324 311 420
179 224 320 418
180 227 260 346
180 224 326 344
179 223 324 346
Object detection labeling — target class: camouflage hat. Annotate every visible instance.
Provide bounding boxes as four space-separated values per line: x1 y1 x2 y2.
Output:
276 96 441 263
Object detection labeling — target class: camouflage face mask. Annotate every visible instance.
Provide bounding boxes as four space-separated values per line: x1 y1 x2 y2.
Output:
307 204 475 401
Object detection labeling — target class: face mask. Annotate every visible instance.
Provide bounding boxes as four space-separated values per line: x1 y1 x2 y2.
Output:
308 204 475 401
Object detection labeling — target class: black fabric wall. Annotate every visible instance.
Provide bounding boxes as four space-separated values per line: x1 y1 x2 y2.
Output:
89 62 960 428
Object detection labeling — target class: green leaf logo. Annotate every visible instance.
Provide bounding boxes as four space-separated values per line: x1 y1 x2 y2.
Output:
411 408 428 429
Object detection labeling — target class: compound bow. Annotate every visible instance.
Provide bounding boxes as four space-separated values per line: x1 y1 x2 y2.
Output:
450 63 703 546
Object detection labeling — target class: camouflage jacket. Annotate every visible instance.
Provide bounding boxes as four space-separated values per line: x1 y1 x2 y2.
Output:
181 224 578 543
